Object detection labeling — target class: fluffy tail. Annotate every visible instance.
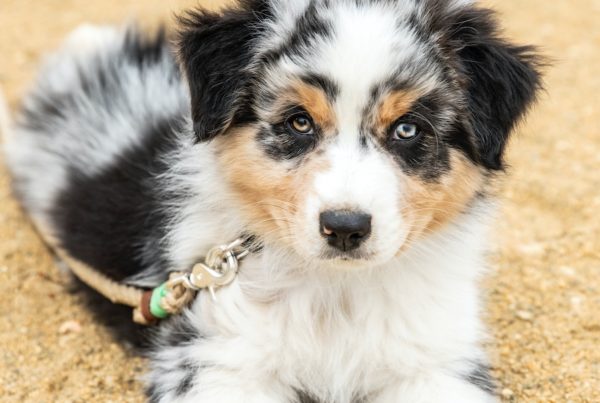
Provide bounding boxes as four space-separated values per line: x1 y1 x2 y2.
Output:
0 87 11 143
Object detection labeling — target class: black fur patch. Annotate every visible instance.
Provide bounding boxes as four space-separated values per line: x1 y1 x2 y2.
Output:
177 0 272 141
52 115 184 281
146 383 161 403
153 314 203 349
175 360 198 396
295 390 321 403
146 315 205 401
258 104 323 161
123 27 169 65
466 363 497 395
257 127 320 161
19 29 186 283
398 4 543 171
378 90 453 181
442 7 543 170
295 390 367 403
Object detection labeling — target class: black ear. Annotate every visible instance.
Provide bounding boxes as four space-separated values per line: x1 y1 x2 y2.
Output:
178 2 268 141
450 8 543 170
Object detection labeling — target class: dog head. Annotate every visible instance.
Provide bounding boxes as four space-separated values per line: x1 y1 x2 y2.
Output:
178 0 541 269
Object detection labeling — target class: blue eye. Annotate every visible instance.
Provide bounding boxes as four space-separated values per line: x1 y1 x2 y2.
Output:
392 122 419 140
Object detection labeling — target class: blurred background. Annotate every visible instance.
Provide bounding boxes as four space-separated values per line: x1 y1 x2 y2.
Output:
0 0 599 402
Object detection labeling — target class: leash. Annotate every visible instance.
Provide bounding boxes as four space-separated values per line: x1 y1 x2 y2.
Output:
52 236 249 325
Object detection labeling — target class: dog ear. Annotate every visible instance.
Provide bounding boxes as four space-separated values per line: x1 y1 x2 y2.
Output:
178 3 266 141
448 8 543 170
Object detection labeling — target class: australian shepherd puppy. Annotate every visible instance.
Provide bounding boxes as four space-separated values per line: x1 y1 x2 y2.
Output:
4 0 541 402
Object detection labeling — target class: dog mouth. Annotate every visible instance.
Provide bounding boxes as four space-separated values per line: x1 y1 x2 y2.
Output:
319 248 374 264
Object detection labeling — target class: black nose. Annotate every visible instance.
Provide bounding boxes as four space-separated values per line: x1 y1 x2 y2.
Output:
319 210 372 252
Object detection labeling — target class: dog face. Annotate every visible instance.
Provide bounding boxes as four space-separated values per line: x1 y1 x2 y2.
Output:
178 0 541 269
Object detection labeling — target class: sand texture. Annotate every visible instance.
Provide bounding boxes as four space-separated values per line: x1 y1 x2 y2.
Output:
0 0 599 402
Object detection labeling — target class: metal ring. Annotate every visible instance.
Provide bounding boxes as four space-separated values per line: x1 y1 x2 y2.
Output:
226 250 239 272
236 249 250 260
183 274 202 291
226 239 244 251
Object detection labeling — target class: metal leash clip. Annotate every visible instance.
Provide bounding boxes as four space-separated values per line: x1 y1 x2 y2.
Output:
135 239 249 324
184 239 249 299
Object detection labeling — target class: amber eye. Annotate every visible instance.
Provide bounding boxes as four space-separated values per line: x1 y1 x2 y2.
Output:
392 122 420 140
286 113 314 135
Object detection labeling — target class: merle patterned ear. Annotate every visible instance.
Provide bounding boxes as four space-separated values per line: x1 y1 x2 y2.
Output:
450 8 543 170
178 2 268 141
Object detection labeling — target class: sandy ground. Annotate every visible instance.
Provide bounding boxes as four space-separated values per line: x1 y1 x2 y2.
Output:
1 0 599 402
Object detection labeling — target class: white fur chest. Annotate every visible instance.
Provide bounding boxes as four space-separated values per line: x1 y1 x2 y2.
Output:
183 209 491 402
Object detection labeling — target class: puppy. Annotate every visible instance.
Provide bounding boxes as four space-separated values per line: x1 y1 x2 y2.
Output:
5 0 541 402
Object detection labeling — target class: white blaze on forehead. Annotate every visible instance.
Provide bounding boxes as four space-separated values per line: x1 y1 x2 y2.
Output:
317 2 416 88
313 2 425 143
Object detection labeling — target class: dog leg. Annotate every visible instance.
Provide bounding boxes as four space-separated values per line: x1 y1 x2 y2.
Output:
373 373 498 403
174 379 288 403
147 316 292 403
148 365 289 403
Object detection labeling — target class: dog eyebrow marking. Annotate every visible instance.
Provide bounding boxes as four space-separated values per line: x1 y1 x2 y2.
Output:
299 73 339 101
288 80 337 131
374 89 420 135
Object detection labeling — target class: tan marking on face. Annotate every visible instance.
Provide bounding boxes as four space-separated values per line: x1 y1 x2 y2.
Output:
215 126 330 245
282 81 336 131
375 90 420 136
398 151 485 251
